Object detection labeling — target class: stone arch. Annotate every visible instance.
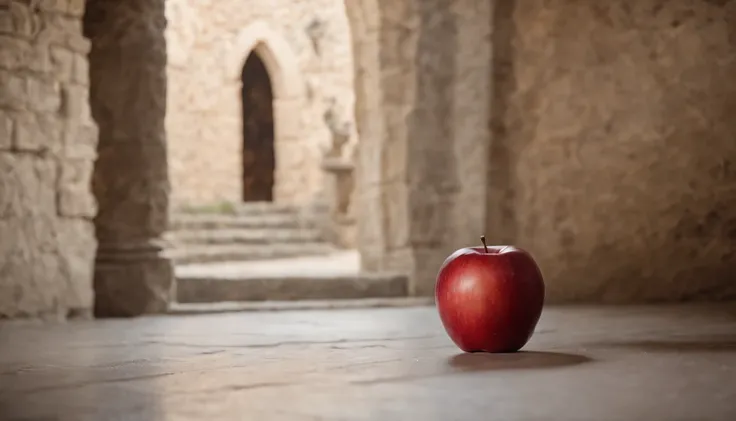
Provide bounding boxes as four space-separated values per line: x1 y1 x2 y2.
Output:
226 21 305 203
226 21 303 100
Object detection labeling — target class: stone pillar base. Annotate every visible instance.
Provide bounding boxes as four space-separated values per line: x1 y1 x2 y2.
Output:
94 243 174 317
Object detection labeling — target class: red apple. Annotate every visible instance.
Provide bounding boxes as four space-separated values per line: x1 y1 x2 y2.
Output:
435 236 545 353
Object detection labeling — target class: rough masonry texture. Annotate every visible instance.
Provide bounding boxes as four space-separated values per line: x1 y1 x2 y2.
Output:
85 0 174 317
487 0 736 302
0 0 97 319
165 0 356 207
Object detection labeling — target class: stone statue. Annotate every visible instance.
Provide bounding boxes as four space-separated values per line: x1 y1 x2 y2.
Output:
322 97 352 159
305 18 326 55
319 97 357 248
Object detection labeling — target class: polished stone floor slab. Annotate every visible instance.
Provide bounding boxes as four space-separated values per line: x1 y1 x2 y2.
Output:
1 303 735 420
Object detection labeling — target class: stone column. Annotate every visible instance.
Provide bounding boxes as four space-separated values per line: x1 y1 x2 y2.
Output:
84 0 173 317
346 0 491 296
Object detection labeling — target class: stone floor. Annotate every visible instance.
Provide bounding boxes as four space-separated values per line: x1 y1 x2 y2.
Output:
1 303 736 420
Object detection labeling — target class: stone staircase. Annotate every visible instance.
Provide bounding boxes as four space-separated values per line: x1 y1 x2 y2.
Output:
164 202 334 265
165 202 409 306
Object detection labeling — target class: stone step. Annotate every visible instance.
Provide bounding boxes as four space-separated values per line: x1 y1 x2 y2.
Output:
232 202 301 216
164 243 335 264
175 273 409 303
176 201 300 217
169 213 306 230
173 202 304 217
167 228 322 245
169 297 434 314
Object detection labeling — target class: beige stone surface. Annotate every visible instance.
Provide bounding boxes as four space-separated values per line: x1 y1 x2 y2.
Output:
348 0 492 295
1 304 736 420
170 296 435 314
0 0 97 319
165 0 357 207
165 202 336 264
173 251 408 303
487 0 736 303
85 0 174 317
320 156 357 248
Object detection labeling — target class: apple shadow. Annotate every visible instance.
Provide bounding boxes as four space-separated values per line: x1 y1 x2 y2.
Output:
447 351 592 372
349 351 592 386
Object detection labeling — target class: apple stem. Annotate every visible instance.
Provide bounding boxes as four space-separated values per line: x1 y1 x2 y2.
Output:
480 235 488 253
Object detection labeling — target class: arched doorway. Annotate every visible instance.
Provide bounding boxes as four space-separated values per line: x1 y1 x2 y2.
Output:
241 51 275 202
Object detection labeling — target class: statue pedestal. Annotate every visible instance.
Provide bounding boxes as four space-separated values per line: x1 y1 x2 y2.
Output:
321 157 356 249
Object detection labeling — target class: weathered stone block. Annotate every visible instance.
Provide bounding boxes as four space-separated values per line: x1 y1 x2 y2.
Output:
59 83 85 119
37 14 89 54
0 113 12 150
0 213 95 319
0 35 29 70
50 45 74 82
7 2 34 39
0 153 57 218
72 52 88 84
26 41 52 73
94 255 174 317
27 77 61 113
57 218 96 311
67 0 86 17
13 111 62 152
64 122 98 159
0 70 26 109
0 8 14 34
0 218 63 318
38 0 68 14
66 34 90 54
57 158 96 217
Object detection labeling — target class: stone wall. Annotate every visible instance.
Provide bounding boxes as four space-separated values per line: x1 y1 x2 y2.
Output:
0 0 98 319
488 0 736 303
165 0 356 207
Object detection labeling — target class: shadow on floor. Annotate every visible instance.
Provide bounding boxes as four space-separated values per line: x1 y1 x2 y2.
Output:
350 351 591 385
591 335 736 354
447 351 592 372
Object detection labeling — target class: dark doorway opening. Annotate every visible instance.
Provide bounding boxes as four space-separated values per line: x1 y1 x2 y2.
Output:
241 51 275 202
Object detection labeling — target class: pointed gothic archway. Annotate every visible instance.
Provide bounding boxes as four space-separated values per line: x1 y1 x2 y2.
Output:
241 51 276 202
227 22 304 204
